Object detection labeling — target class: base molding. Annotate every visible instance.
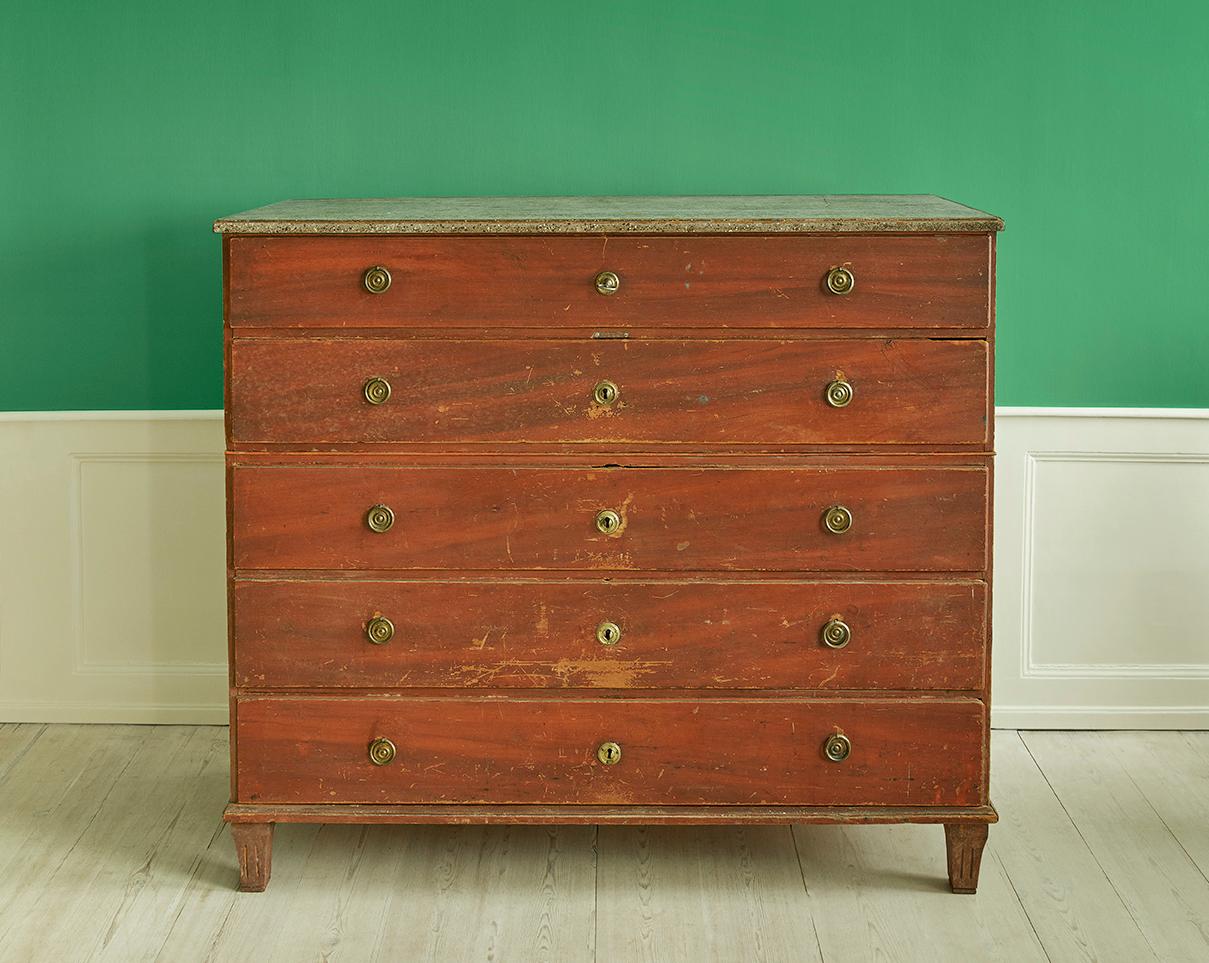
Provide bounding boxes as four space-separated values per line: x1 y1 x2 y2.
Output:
224 802 999 826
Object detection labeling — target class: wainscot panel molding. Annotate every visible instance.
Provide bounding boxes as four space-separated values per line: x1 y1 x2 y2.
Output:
0 408 1205 727
993 407 1209 728
0 412 227 723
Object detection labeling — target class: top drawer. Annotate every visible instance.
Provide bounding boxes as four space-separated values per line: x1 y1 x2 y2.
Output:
226 234 992 330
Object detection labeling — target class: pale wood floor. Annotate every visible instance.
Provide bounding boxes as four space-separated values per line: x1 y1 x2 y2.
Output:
0 726 1207 962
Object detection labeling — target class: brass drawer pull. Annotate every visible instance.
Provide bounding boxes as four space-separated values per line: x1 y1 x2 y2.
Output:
363 266 392 294
822 505 853 535
825 379 853 408
821 618 851 649
825 266 854 295
596 621 622 646
368 737 397 765
594 270 621 295
823 733 851 762
366 616 395 645
593 380 620 406
597 741 622 765
366 504 395 533
363 377 392 405
595 509 622 535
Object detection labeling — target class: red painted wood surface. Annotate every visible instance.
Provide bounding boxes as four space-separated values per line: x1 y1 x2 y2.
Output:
231 579 986 690
224 801 999 826
230 463 988 573
229 337 989 448
226 234 991 330
234 695 986 806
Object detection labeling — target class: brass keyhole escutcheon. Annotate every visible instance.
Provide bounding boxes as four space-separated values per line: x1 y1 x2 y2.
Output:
597 741 622 765
593 380 620 406
595 509 622 535
825 379 853 408
363 265 392 294
366 504 395 533
594 270 621 295
822 505 853 535
825 266 854 295
823 733 851 763
366 616 395 645
368 737 397 765
364 376 392 405
821 618 851 649
596 621 622 646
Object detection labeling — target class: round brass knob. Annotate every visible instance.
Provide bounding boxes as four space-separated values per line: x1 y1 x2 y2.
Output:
593 380 620 406
825 379 853 408
368 737 397 765
364 377 392 405
597 741 622 765
821 618 851 649
822 505 853 535
825 266 854 295
596 621 622 646
823 733 851 762
366 504 395 533
363 266 392 294
366 616 395 645
594 270 621 295
595 509 622 535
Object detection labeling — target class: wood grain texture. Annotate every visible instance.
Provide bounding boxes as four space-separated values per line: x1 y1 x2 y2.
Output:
1022 731 1209 961
233 695 986 807
794 822 1047 962
0 727 229 962
231 578 987 691
224 803 998 826
161 821 598 963
230 463 989 573
214 194 1004 234
987 731 1156 962
230 822 273 892
226 234 991 330
597 826 824 963
24 727 1209 961
1104 731 1209 883
943 822 988 893
229 337 990 449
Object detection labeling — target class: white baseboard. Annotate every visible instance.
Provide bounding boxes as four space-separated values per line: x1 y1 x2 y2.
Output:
0 408 1205 728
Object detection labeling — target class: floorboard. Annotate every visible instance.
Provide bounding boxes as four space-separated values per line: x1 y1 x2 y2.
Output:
0 726 1206 963
597 825 822 963
987 731 1156 962
794 820 1045 962
1022 731 1209 963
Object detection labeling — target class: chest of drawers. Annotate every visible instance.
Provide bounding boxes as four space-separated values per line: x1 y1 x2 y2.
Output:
214 195 1002 893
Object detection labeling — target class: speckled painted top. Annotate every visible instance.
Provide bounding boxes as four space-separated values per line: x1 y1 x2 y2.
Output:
213 195 1002 235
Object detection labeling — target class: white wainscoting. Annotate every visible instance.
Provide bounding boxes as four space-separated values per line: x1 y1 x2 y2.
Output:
993 408 1209 728
0 413 227 722
0 409 1206 727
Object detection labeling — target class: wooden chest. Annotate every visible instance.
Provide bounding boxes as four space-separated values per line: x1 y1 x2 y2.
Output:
214 195 1002 893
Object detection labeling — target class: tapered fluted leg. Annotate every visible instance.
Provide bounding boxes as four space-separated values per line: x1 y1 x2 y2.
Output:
230 822 274 892
944 823 988 894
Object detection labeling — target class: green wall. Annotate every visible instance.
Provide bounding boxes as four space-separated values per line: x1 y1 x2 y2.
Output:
3 1 1206 410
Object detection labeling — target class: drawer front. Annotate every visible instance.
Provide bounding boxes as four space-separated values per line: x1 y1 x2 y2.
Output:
234 696 985 805
230 338 989 448
230 464 988 572
226 234 991 330
232 579 986 690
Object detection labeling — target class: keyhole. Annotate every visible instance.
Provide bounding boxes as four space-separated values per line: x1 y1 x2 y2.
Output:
596 621 622 646
596 510 621 534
